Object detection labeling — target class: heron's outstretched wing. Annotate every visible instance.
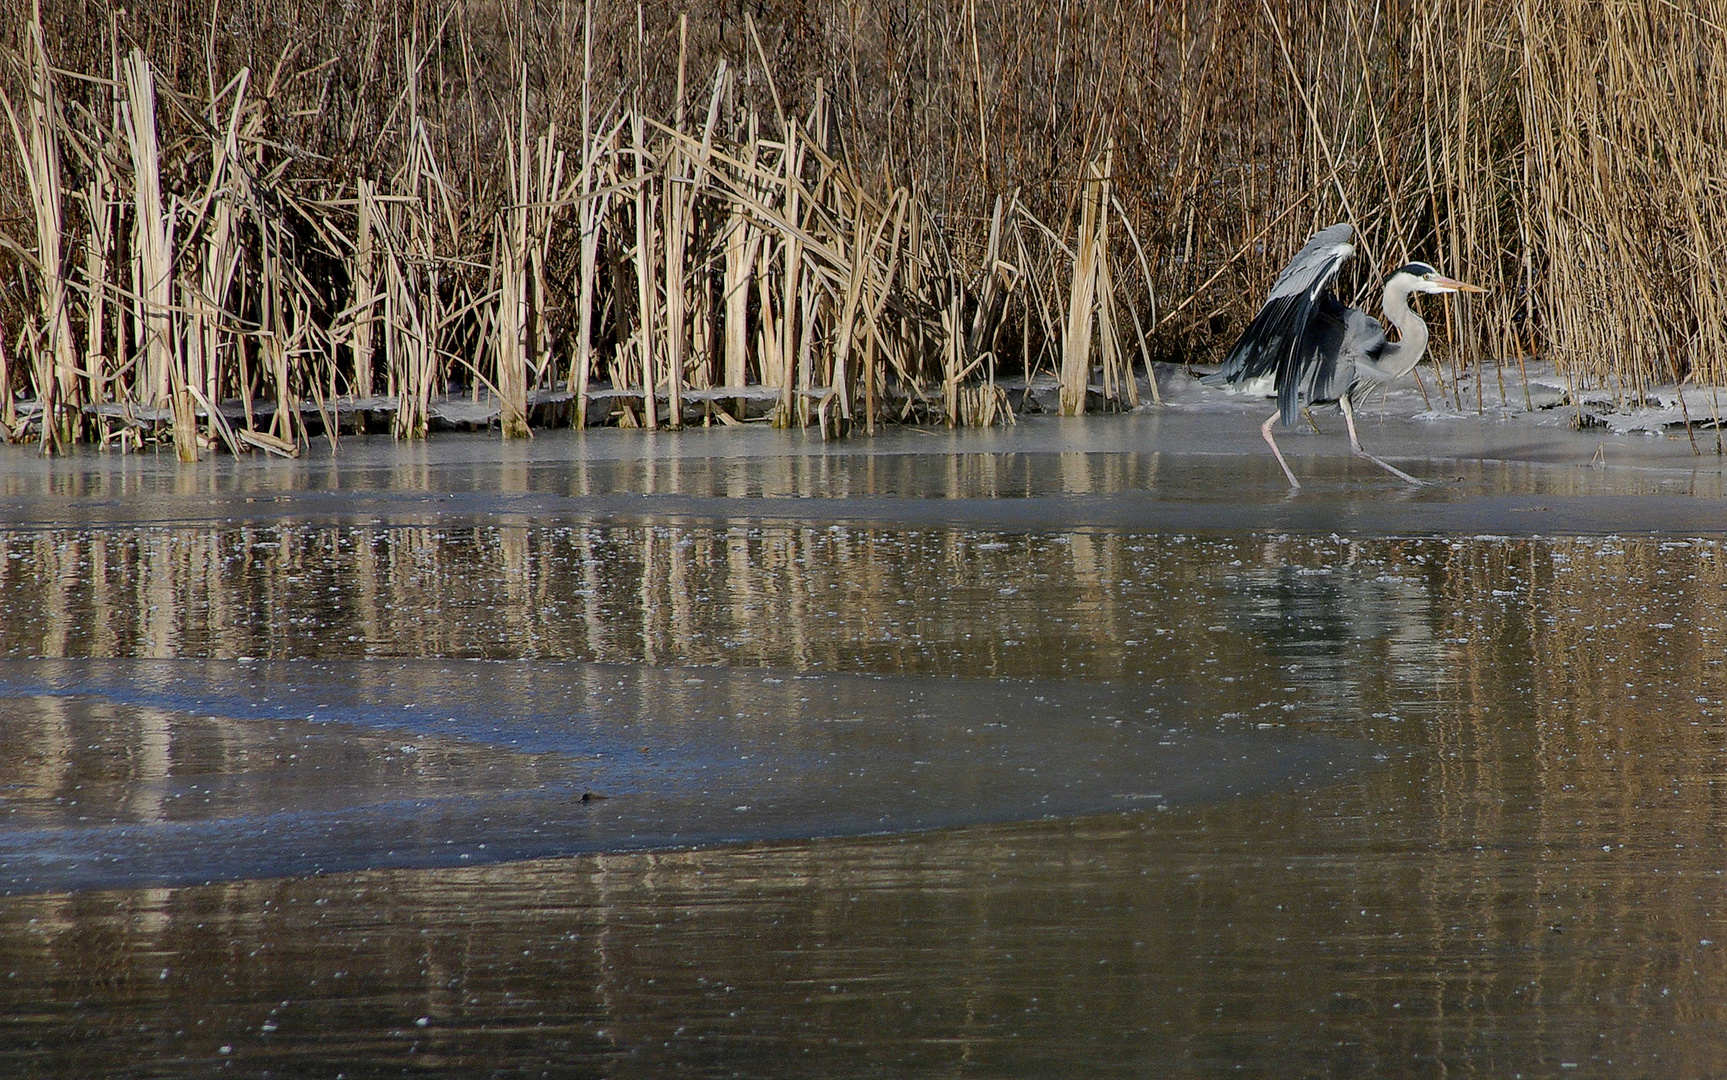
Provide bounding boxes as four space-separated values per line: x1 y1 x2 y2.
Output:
1211 223 1355 425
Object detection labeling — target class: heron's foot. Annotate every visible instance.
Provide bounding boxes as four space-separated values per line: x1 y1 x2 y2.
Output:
1354 447 1424 486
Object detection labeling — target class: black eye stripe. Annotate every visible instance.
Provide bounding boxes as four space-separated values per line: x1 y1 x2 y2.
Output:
1389 261 1440 283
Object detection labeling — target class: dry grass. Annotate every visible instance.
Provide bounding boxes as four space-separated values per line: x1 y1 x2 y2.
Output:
2 0 1726 453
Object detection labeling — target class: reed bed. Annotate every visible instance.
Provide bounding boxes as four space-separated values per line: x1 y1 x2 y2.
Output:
3 0 1727 455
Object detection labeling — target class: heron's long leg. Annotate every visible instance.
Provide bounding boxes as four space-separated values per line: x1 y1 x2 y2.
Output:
1339 394 1424 485
1261 411 1301 489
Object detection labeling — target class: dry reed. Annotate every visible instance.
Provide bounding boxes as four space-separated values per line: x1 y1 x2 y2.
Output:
3 0 1727 454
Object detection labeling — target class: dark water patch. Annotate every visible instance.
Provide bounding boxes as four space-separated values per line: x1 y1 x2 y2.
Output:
0 659 1376 895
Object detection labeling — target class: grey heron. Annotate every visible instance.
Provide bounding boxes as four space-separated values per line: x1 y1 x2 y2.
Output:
1208 222 1485 488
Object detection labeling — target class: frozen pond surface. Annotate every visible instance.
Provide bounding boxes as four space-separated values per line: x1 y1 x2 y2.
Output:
4 405 1727 1075
0 659 1368 894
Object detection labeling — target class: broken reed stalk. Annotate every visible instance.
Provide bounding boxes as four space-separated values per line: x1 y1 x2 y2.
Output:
496 66 531 440
629 102 658 431
119 49 195 461
1060 151 1105 417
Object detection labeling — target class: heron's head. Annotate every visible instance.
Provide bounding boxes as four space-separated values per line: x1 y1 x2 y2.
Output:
1392 262 1487 295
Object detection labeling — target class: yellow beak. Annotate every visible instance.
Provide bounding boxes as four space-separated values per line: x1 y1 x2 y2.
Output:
1434 275 1488 294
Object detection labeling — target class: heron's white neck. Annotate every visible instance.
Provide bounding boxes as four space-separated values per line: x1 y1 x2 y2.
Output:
1376 274 1430 378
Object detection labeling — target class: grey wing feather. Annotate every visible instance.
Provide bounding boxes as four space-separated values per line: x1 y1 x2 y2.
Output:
1337 303 1389 372
1210 223 1358 427
1267 223 1355 301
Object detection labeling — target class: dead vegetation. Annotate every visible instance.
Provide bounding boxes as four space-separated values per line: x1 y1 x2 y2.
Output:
1 0 1725 455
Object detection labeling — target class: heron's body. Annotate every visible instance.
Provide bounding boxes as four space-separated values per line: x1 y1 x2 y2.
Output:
1207 223 1483 487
